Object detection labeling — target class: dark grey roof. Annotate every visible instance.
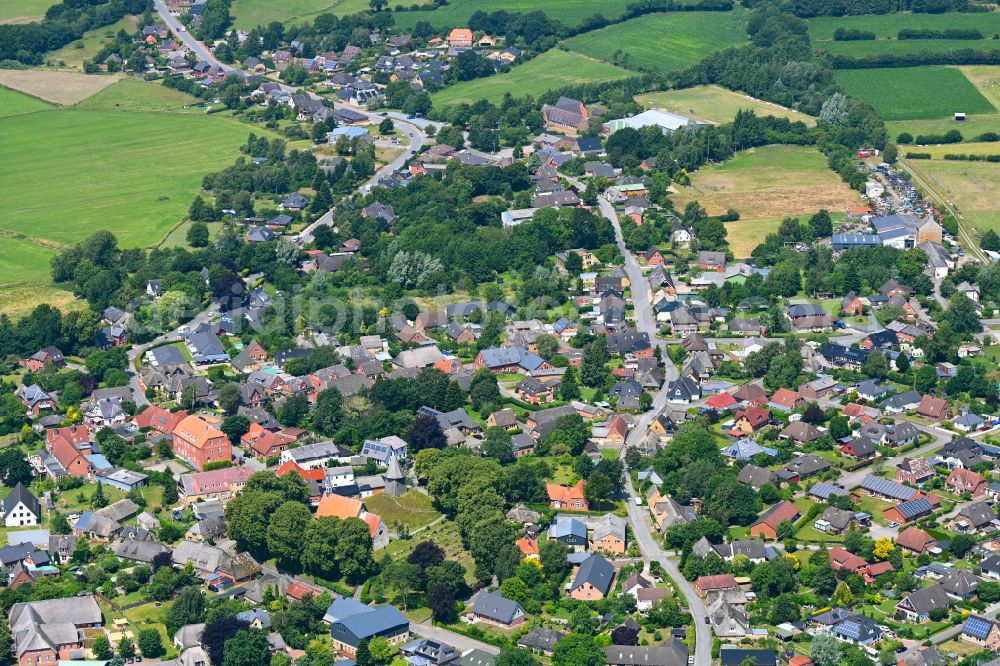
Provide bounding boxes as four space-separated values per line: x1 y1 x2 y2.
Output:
570 554 614 595
471 590 524 624
2 483 39 520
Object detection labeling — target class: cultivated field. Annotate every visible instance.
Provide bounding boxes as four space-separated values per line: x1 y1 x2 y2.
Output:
563 10 747 75
834 66 994 120
77 78 202 112
0 85 51 117
0 69 122 104
808 12 1000 41
230 0 385 29
431 49 630 107
885 65 1000 139
46 14 141 69
393 0 637 30
0 0 55 23
636 85 816 126
672 145 863 257
903 156 1000 234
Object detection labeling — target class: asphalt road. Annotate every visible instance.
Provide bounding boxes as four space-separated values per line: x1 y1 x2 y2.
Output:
153 0 234 72
298 110 426 244
409 622 500 655
592 192 711 666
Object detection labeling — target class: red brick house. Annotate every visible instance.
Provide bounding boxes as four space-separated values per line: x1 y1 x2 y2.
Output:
732 406 771 434
643 247 665 266
947 468 989 497
242 423 297 460
245 339 268 362
695 574 738 596
829 547 868 573
47 425 95 478
896 526 937 554
749 500 800 540
547 481 588 511
916 395 951 421
172 415 231 470
135 406 187 436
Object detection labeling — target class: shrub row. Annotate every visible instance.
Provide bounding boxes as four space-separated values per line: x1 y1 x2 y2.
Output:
898 28 983 39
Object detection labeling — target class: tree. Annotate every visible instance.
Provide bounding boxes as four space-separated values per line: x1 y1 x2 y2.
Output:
93 635 113 660
552 633 604 666
336 517 376 582
810 633 841 666
539 538 569 581
951 533 976 558
368 636 396 665
427 581 458 622
496 650 540 666
829 415 850 440
91 481 107 509
915 365 939 393
203 617 250 666
278 394 309 427
137 628 164 658
167 586 206 634
610 623 639 645
535 334 559 359
873 537 894 562
834 580 855 606
220 415 251 446
118 637 135 659
482 427 513 463
378 118 394 134
407 414 446 452
216 383 242 414
809 209 833 238
581 336 609 388
944 293 982 333
769 594 800 624
187 222 210 248
895 352 910 373
408 541 445 569
560 365 580 400
356 639 372 666
267 501 312 568
302 516 341 580
222 629 270 666
864 350 888 380
982 229 1000 252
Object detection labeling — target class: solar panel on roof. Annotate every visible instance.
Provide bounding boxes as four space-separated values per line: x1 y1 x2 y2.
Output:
897 498 932 518
964 616 993 640
860 475 916 501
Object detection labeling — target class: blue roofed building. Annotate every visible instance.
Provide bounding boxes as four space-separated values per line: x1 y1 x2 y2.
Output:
961 615 1000 649
832 234 879 251
548 517 588 550
326 599 409 657
721 438 778 462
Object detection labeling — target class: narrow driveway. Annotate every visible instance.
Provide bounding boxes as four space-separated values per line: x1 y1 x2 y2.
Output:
410 622 500 655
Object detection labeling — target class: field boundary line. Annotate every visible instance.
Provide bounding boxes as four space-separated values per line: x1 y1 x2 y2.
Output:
0 229 68 250
898 156 987 263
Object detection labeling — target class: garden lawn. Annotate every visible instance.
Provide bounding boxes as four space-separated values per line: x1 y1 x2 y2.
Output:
834 66 995 121
563 10 747 75
0 86 52 117
431 50 631 107
364 490 442 529
636 85 816 126
673 145 863 257
0 0 56 23
0 109 264 248
383 520 476 583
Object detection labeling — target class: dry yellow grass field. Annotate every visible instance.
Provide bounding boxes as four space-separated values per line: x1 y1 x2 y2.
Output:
0 69 123 105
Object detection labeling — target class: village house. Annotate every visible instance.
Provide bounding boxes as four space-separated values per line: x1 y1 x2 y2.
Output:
750 501 800 539
172 415 231 470
569 554 615 600
547 481 588 511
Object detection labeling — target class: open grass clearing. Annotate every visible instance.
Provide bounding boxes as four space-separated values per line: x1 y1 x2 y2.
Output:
901 155 1000 234
231 0 386 29
562 10 747 75
834 66 995 121
46 14 141 69
393 0 644 30
636 85 815 126
431 49 631 107
673 145 863 256
364 490 442 529
77 78 203 113
0 85 52 117
0 0 56 23
904 141 1000 158
0 109 266 248
0 69 122 105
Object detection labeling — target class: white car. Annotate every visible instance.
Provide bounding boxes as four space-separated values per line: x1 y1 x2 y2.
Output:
178 25 185 31
634 496 642 507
